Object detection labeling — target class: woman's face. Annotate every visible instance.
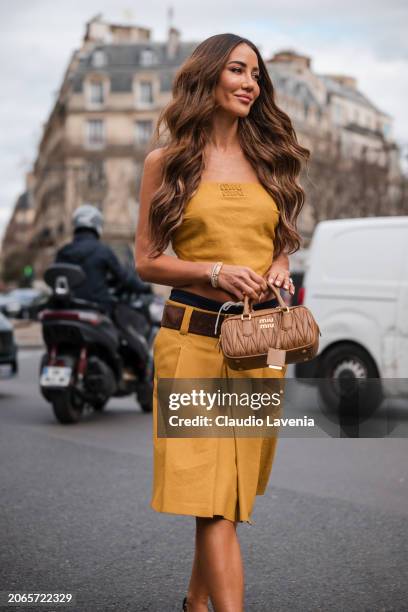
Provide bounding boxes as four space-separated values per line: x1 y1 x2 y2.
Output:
214 42 261 117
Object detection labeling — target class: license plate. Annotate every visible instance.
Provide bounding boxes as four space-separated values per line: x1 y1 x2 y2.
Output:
40 366 72 387
0 364 12 378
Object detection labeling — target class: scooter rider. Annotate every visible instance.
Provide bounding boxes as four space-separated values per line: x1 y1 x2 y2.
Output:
55 203 151 317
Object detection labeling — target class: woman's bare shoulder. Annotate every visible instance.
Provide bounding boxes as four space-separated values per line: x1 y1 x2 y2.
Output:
141 147 168 191
144 146 168 170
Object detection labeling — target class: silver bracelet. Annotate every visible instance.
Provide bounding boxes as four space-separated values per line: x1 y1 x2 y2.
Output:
210 261 223 288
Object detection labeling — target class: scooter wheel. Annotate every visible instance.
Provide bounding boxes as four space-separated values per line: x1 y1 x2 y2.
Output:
93 399 108 412
136 380 153 413
52 389 84 424
140 400 153 413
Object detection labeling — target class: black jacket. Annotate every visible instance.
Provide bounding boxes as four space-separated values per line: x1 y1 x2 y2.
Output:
55 229 150 311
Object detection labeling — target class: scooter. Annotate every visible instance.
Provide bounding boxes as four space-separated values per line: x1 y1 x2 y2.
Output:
38 263 164 424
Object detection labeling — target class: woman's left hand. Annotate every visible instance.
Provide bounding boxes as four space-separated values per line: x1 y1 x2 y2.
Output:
258 261 295 301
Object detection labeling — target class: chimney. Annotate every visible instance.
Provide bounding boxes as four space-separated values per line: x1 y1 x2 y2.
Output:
267 50 311 71
167 27 180 60
323 74 357 90
85 14 111 44
84 15 151 46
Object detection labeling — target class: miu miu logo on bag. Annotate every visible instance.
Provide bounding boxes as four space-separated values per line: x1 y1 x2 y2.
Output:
219 184 246 199
258 317 275 329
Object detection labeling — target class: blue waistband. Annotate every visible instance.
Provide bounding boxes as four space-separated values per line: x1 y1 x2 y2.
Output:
168 288 277 313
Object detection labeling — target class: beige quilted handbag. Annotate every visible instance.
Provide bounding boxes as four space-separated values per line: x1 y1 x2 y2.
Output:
219 284 322 371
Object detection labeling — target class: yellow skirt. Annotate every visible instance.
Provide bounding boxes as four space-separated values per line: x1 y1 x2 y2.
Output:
151 298 287 525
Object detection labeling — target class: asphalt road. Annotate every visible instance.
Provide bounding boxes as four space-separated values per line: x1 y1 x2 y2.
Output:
0 350 407 612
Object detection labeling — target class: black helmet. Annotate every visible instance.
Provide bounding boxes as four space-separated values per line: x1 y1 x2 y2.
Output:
72 204 103 237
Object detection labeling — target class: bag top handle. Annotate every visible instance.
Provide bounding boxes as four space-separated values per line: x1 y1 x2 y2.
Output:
243 282 289 314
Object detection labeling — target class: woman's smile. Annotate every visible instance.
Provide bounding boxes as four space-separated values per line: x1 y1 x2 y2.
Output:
234 94 252 105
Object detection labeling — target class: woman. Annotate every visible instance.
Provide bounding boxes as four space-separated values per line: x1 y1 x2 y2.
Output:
135 33 309 612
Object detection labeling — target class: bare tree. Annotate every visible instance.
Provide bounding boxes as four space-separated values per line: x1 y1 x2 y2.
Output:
302 132 407 225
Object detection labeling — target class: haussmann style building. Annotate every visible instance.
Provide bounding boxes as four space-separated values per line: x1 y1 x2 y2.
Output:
1 16 401 286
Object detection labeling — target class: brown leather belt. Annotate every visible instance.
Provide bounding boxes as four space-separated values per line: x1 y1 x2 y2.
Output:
161 303 236 338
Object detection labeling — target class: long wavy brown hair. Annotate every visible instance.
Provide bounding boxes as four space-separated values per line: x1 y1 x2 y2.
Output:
146 33 310 259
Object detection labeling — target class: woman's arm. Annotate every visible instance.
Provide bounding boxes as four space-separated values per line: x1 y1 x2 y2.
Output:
134 148 214 287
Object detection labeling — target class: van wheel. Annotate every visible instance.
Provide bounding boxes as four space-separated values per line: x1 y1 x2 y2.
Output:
316 343 383 415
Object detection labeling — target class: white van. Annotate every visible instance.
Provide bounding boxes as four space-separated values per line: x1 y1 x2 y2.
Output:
295 216 408 405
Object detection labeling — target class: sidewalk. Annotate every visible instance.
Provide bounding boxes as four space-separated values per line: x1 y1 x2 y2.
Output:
11 319 44 349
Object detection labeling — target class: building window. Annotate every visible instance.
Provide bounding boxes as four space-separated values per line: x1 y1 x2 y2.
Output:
138 80 154 106
135 120 153 146
86 161 106 188
89 81 104 105
334 103 342 125
140 49 156 66
92 50 106 67
160 72 173 92
303 102 309 119
86 119 105 147
382 123 391 138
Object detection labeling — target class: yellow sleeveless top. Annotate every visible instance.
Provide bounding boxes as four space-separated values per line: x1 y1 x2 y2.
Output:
171 182 280 276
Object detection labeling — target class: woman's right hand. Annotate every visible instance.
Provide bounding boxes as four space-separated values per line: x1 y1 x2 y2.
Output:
215 264 268 302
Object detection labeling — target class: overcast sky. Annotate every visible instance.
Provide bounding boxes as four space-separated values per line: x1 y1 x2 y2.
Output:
0 0 407 242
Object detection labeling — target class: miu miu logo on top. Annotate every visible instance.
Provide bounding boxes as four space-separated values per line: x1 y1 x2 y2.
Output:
219 184 246 199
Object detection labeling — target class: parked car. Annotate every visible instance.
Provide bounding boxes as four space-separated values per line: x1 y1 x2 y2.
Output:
2 288 48 320
0 311 18 378
295 216 408 410
0 292 13 316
